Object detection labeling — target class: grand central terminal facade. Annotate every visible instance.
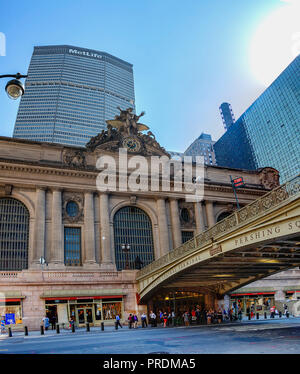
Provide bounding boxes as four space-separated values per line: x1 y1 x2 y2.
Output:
0 111 298 329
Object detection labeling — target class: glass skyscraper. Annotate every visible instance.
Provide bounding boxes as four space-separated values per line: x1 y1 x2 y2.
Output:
214 55 300 183
219 102 235 131
13 45 135 147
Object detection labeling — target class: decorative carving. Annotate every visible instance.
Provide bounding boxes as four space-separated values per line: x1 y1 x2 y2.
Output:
179 202 195 227
62 149 86 168
4 184 13 195
86 108 170 157
130 195 137 205
258 167 280 190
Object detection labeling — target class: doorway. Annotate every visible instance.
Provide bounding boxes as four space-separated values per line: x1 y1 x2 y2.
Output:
76 307 94 326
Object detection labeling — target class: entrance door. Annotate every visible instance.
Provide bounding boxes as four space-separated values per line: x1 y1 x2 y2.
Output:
76 307 94 326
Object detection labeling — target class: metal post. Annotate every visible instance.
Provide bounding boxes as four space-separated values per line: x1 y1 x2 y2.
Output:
40 325 44 335
86 323 90 332
279 311 282 318
264 312 267 319
56 324 60 334
72 323 75 333
8 327 12 337
248 314 251 321
101 322 104 331
256 313 259 320
24 326 28 336
230 175 240 209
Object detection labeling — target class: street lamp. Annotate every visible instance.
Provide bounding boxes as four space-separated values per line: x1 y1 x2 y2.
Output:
0 73 28 99
121 243 131 270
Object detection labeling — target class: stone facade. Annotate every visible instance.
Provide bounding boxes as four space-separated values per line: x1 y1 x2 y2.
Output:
0 134 286 329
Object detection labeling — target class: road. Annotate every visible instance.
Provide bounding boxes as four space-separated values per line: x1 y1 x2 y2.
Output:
1 317 300 354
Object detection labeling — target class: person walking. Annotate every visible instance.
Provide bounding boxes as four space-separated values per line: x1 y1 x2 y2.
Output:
0 317 5 334
163 312 168 328
149 311 156 327
42 315 50 331
128 314 133 328
183 311 189 327
159 310 164 326
141 313 148 328
50 315 57 330
115 314 122 328
133 314 138 328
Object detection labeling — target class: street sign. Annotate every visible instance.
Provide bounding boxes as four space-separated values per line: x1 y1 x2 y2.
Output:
232 177 245 188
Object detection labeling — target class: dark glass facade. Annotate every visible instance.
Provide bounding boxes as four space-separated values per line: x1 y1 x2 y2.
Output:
13 45 135 147
214 55 300 183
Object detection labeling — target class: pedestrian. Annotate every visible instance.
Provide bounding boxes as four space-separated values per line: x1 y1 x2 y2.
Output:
159 310 164 326
69 318 74 329
128 314 133 328
217 309 223 324
163 312 168 328
115 314 122 328
149 311 156 327
238 308 242 321
51 315 57 330
42 315 50 331
206 310 212 325
0 317 5 334
141 313 148 328
183 311 189 326
133 314 138 328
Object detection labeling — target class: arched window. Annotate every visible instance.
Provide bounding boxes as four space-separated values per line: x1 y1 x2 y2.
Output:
216 211 233 223
113 206 154 271
0 198 30 271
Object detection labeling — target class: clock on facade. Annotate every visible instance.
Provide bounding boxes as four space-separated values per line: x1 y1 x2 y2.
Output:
122 137 142 152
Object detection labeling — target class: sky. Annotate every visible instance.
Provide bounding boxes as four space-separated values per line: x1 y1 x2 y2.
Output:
0 0 299 152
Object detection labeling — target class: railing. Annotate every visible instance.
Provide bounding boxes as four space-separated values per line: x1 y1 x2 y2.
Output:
137 174 300 279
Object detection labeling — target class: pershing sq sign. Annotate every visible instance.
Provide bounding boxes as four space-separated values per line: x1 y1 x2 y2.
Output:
68 48 102 59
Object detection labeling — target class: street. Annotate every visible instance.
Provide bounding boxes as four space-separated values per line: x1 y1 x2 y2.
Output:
1 317 300 354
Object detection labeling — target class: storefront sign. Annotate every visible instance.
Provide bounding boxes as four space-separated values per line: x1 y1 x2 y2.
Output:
5 313 15 325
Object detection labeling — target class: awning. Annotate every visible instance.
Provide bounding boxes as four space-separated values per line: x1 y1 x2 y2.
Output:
231 292 275 297
0 291 25 302
40 289 127 300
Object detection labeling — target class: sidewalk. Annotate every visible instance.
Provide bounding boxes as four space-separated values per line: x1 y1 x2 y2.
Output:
0 316 298 339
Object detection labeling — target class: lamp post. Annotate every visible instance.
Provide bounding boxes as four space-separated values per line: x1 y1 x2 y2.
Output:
121 243 131 270
0 73 28 99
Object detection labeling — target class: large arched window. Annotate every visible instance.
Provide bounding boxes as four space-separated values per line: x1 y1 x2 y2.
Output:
0 198 29 271
113 206 154 271
216 211 233 223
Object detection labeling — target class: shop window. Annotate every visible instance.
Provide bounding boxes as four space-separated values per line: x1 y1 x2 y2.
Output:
0 301 23 325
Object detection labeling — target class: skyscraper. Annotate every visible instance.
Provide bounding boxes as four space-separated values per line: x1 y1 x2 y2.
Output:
184 133 216 165
214 55 300 183
219 102 235 131
13 45 135 147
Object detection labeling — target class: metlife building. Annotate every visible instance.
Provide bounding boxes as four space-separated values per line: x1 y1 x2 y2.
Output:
13 45 135 146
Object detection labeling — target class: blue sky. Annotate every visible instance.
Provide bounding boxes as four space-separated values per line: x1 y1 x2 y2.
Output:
0 0 293 152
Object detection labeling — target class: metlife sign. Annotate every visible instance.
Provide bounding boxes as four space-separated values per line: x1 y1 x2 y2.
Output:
68 48 102 59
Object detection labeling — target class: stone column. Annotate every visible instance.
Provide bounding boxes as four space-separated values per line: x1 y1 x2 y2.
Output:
205 201 215 228
169 198 182 249
31 187 46 266
157 198 170 257
99 193 114 269
194 201 205 234
83 192 97 266
50 188 64 267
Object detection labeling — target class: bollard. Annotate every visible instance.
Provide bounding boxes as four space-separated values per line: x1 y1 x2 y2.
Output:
115 322 118 330
129 322 132 329
172 318 176 327
279 311 282 318
8 327 12 337
286 311 289 318
40 325 44 335
86 323 90 332
256 313 259 320
101 322 104 331
72 323 75 333
56 324 60 334
24 326 28 336
248 314 251 320
264 312 267 319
